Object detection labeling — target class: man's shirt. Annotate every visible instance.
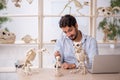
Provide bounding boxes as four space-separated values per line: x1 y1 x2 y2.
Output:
54 31 98 69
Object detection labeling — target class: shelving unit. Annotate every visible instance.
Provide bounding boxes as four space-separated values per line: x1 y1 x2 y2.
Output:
0 0 40 72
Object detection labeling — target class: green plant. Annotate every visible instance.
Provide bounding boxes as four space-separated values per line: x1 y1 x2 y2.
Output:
0 0 9 29
0 0 6 9
98 0 120 41
111 0 120 8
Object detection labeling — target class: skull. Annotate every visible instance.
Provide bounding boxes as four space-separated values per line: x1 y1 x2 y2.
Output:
73 42 82 53
0 29 16 44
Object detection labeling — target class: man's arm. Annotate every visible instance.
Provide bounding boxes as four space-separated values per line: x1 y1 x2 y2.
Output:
87 38 98 69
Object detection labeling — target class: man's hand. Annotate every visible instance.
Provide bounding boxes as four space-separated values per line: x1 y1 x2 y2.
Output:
54 51 76 69
54 51 61 68
61 62 76 69
54 51 61 57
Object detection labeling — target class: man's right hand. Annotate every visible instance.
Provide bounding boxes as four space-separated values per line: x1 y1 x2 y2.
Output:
54 51 61 57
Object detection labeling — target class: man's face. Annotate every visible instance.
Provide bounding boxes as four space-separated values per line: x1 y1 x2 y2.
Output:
62 26 78 40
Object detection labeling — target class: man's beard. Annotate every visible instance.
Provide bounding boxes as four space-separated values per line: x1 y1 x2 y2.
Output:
69 31 78 40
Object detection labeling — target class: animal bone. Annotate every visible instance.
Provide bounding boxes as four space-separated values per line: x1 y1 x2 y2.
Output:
102 24 112 42
15 48 49 75
21 35 37 43
96 6 120 16
59 0 89 16
71 42 89 75
22 48 36 75
27 0 33 4
54 55 63 77
11 0 22 7
0 29 16 44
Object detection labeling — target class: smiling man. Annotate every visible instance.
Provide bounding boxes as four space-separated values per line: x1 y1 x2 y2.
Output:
54 14 98 69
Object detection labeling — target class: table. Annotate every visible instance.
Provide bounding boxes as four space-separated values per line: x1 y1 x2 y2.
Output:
17 68 120 80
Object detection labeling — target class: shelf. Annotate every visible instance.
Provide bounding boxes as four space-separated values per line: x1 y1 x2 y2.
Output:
1 41 120 46
96 15 120 17
0 40 40 46
43 42 55 45
43 15 94 17
97 40 120 44
0 67 16 73
0 14 39 17
0 43 38 46
0 66 39 73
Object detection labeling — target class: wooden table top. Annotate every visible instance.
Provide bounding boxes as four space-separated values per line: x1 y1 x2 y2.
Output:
17 68 120 80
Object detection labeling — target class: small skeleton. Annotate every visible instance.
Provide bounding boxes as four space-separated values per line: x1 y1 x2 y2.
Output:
112 6 120 12
11 0 22 7
37 48 49 54
0 0 7 7
15 48 49 75
71 42 89 75
59 0 89 16
54 55 63 77
21 35 37 43
11 0 33 7
103 24 118 42
102 24 112 42
96 6 120 16
51 39 57 43
22 48 36 75
26 0 33 4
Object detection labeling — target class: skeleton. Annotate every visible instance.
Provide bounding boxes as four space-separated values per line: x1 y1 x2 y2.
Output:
102 24 112 42
51 39 57 43
0 0 7 7
97 6 120 42
59 0 89 16
71 42 89 75
11 0 22 7
54 55 63 77
0 29 16 44
15 48 49 75
21 35 37 43
11 0 33 7
22 48 36 75
103 24 118 43
112 6 120 12
26 0 33 4
96 6 120 16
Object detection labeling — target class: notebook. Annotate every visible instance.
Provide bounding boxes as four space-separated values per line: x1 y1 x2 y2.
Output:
88 55 120 74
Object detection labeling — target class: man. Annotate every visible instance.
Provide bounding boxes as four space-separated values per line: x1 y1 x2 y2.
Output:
54 14 98 69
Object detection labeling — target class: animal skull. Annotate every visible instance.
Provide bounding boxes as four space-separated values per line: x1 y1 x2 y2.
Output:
0 29 16 44
21 35 37 43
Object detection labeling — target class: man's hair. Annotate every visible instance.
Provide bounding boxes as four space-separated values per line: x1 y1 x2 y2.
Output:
59 14 77 28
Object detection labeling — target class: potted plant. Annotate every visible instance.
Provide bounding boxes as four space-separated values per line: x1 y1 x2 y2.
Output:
0 0 16 44
98 0 120 43
0 0 9 30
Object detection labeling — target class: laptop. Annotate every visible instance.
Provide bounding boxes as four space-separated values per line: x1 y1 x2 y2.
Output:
88 55 120 74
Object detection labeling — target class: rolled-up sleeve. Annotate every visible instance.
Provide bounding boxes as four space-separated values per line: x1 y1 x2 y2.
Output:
53 38 64 63
86 37 99 69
